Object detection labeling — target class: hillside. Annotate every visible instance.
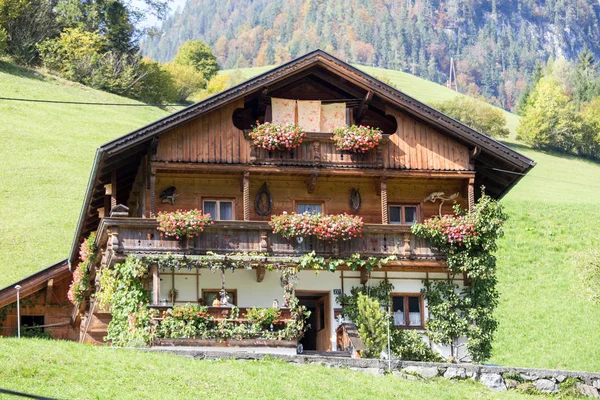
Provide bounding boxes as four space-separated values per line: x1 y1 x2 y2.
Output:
0 61 176 287
141 0 600 110
0 61 599 372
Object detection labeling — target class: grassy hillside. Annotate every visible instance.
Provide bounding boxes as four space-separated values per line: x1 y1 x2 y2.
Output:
0 338 535 399
1 61 599 373
0 61 175 288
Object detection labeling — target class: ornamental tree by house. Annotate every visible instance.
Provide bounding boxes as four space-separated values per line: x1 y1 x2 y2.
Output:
332 125 383 153
249 122 306 151
270 212 363 241
411 191 507 362
156 209 213 239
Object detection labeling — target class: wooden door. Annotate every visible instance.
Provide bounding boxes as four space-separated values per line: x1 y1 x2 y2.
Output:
315 293 331 352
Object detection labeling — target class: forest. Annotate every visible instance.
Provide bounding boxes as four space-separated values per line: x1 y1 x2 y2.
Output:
141 0 600 111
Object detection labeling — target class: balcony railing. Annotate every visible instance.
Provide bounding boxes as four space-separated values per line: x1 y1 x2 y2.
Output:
97 218 443 264
245 132 387 168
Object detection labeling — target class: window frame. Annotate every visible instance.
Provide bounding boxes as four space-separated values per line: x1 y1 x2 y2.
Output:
201 289 238 306
201 198 236 221
390 292 424 328
293 200 326 215
388 204 421 225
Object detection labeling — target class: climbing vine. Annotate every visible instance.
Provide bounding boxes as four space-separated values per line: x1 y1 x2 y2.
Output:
412 190 507 362
99 256 156 346
68 233 96 306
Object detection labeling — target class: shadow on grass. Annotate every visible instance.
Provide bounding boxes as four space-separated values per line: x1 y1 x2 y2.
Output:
0 59 45 82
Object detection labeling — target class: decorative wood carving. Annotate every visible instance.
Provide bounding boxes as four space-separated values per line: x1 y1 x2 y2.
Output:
468 178 475 212
313 141 321 166
350 189 362 211
159 186 177 204
243 172 250 221
306 168 319 194
255 182 273 216
110 204 129 217
149 172 156 217
360 268 370 285
403 233 411 257
259 230 268 252
110 170 117 209
380 178 388 224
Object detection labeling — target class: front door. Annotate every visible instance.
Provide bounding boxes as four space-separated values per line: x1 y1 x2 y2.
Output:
315 293 331 352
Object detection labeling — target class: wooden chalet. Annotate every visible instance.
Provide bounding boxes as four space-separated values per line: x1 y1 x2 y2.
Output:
0 50 534 356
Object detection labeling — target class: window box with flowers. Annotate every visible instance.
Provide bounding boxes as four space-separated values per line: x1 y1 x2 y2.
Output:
270 212 363 241
332 125 383 153
249 122 306 151
156 209 213 240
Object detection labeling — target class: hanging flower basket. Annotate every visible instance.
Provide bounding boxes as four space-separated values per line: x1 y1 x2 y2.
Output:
332 125 383 153
249 122 306 151
270 212 363 241
156 209 213 239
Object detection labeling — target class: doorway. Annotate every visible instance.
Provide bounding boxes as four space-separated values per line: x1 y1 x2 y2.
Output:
296 291 331 352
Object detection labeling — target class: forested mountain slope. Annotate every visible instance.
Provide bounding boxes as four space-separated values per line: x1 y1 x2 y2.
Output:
141 0 600 110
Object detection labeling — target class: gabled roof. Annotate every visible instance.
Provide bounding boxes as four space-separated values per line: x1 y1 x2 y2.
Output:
0 259 69 309
69 49 535 264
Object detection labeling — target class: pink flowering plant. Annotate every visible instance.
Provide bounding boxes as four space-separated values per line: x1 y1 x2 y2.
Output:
270 212 363 241
68 233 96 306
249 122 306 151
156 209 213 239
332 125 383 153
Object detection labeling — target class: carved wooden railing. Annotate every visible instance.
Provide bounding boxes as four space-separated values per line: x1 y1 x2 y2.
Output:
96 218 443 264
244 132 388 168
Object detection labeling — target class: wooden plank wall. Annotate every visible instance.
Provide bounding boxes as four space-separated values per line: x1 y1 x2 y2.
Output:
0 276 78 340
151 173 467 223
155 99 248 164
384 108 471 171
153 99 470 172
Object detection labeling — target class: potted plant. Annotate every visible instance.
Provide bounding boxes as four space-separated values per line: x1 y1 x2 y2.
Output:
332 125 383 153
249 122 306 151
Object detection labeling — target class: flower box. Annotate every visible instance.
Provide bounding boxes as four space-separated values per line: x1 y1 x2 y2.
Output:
156 209 213 239
332 125 383 153
270 212 363 241
249 122 306 151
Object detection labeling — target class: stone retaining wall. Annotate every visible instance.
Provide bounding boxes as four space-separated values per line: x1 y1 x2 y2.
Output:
144 347 600 398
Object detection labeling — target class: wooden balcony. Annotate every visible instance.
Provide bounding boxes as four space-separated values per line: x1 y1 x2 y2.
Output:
245 132 388 168
96 218 444 267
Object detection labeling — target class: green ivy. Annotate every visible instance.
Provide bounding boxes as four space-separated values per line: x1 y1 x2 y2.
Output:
412 190 507 362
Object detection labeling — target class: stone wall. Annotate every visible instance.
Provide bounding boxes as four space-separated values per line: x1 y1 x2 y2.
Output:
145 348 600 398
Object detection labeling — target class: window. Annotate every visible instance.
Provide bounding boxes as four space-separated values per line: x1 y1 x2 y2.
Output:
203 200 234 220
201 289 237 306
297 203 322 214
391 294 423 327
21 315 45 335
389 205 419 225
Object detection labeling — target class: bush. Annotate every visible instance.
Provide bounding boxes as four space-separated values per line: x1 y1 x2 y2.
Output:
434 96 509 138
391 328 442 362
355 294 387 358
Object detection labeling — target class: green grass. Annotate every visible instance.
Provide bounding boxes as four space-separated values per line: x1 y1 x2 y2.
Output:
0 338 538 399
0 61 175 288
2 61 600 375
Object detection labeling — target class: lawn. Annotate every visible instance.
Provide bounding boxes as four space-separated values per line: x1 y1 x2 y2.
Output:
0 338 537 400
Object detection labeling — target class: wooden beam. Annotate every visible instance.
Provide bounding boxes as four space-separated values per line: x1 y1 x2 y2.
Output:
45 279 54 304
149 172 156 217
380 178 388 224
354 90 373 124
151 264 160 305
468 177 475 212
111 169 117 209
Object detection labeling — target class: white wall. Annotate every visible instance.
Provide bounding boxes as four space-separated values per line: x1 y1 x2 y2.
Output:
157 267 465 359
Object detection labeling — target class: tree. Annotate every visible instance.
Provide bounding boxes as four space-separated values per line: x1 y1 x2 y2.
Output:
433 96 509 138
517 62 543 115
573 49 600 107
163 62 205 102
517 76 573 151
173 40 220 81
355 294 388 358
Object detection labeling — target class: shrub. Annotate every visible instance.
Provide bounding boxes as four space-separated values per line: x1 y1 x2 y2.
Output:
332 125 383 153
245 307 282 328
156 209 213 239
249 123 306 151
356 294 387 358
158 304 213 339
391 329 443 362
434 96 509 138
